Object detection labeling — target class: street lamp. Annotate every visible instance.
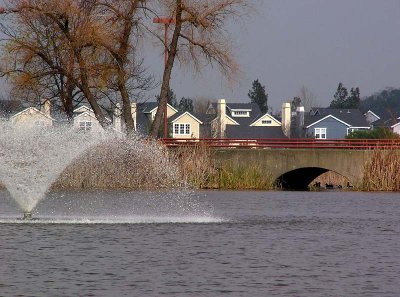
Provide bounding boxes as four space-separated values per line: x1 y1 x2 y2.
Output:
153 17 176 139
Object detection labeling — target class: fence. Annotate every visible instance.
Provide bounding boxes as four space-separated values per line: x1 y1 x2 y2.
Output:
161 138 400 149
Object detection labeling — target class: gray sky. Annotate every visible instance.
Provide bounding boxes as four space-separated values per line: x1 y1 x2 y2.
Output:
149 0 400 111
1 0 399 111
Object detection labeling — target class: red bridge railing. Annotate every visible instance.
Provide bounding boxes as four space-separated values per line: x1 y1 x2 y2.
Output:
161 138 400 149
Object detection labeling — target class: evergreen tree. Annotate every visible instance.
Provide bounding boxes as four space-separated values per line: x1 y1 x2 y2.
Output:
330 82 348 108
156 87 177 108
329 83 360 108
347 87 360 108
178 97 194 113
248 79 268 113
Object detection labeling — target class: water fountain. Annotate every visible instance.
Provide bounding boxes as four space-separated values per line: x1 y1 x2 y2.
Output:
0 121 214 222
0 121 110 220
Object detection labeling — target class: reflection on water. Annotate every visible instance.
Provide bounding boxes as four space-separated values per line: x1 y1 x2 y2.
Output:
1 190 400 296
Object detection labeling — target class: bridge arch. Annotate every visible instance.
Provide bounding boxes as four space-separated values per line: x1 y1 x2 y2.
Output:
215 149 368 190
275 167 353 190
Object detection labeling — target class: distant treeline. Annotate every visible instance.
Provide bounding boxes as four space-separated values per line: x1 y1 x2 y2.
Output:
360 87 400 116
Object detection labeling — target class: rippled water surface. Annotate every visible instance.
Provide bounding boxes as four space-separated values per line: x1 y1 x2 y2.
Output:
1 190 400 296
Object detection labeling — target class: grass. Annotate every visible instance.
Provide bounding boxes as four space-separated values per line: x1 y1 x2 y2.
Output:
217 164 275 190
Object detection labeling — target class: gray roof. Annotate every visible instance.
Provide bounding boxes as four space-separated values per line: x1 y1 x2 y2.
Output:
209 102 262 124
225 126 286 139
226 103 262 126
137 102 159 113
305 108 370 127
372 117 399 127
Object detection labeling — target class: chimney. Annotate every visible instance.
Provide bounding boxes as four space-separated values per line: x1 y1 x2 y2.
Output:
217 99 226 138
114 103 122 133
44 100 51 116
131 102 137 131
296 106 305 137
282 102 291 138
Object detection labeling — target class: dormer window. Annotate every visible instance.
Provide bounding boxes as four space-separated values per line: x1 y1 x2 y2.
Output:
261 120 272 125
231 110 250 117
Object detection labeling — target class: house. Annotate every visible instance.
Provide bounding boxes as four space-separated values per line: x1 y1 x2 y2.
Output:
305 108 370 139
363 110 381 124
9 101 54 128
363 109 400 135
205 99 286 138
134 102 178 135
168 111 203 138
73 106 106 133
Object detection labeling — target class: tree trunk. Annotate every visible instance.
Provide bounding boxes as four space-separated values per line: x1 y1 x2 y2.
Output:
117 68 135 133
76 50 110 129
149 0 182 138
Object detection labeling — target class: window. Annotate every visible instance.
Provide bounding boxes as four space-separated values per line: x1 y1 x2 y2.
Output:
315 128 326 139
79 121 92 132
232 110 250 117
174 123 191 135
262 120 272 125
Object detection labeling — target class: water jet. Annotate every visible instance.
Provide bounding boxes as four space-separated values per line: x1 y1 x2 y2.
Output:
23 212 32 220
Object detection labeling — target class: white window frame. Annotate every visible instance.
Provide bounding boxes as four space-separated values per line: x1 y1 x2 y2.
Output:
173 123 191 136
232 110 250 117
79 121 92 132
315 127 326 139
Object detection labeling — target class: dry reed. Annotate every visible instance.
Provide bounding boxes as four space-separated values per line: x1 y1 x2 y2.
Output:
51 139 183 190
362 149 400 191
170 144 218 189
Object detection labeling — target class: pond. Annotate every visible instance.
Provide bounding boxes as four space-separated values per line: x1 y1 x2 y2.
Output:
0 190 399 296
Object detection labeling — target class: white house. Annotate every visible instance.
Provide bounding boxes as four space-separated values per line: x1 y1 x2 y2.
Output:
9 101 54 128
73 106 107 133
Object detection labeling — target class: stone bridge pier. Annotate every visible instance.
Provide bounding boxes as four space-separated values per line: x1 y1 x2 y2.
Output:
215 149 373 190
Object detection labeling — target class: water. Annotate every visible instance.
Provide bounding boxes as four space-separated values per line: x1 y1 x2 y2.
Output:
1 190 399 296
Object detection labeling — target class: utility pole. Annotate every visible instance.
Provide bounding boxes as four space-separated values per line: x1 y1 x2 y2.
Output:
153 17 176 138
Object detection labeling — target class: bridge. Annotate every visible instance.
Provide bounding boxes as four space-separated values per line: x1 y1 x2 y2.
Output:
163 138 399 189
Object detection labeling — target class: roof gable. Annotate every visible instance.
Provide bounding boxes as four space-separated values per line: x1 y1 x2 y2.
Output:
74 111 112 123
73 105 93 114
250 113 281 126
364 110 381 120
146 103 178 114
169 111 203 124
10 107 54 121
306 114 352 128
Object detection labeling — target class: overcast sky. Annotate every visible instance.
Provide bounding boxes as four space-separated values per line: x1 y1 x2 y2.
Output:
1 1 399 111
148 0 400 111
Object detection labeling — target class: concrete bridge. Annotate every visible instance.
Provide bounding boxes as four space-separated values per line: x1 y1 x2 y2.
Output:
214 149 374 190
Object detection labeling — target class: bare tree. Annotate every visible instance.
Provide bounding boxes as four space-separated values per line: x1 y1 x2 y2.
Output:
192 96 212 114
149 0 249 138
1 0 154 131
98 0 155 134
298 85 317 112
0 0 113 127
